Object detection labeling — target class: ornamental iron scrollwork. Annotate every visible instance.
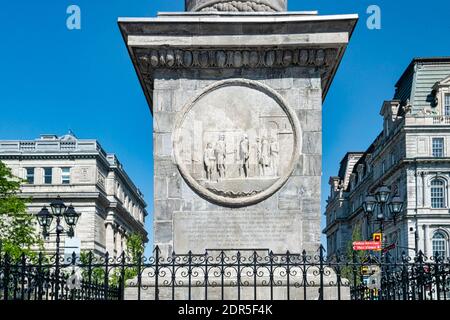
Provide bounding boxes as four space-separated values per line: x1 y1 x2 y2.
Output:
1 241 450 301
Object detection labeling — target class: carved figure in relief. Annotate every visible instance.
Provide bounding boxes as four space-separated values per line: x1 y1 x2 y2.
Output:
215 134 227 179
256 138 263 176
204 142 216 181
260 136 271 176
239 134 250 178
270 136 279 176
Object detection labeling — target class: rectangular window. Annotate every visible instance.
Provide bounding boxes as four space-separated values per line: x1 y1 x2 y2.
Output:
43 167 52 184
432 138 444 157
445 94 450 116
382 161 386 174
431 186 445 209
61 167 71 184
391 153 396 166
25 168 34 184
433 238 446 258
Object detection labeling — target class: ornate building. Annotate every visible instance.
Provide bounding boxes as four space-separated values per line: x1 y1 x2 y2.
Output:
324 57 450 259
0 133 148 256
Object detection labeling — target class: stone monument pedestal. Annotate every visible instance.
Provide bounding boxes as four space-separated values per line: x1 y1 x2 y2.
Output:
119 0 357 300
124 271 350 300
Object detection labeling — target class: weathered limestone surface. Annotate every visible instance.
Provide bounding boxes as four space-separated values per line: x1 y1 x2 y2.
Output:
152 68 322 257
119 3 357 261
124 269 351 300
119 4 357 299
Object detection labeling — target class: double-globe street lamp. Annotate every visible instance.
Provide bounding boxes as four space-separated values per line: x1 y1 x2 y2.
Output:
36 196 81 257
35 196 80 300
362 186 404 299
363 185 404 247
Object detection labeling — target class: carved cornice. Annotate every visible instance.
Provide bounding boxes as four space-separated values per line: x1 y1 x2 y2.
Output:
135 47 338 107
0 154 98 160
137 48 337 70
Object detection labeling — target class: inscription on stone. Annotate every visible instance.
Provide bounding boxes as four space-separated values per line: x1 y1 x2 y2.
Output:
174 211 303 253
72 166 93 183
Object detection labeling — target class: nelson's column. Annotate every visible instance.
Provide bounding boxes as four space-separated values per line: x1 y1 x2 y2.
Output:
119 0 357 259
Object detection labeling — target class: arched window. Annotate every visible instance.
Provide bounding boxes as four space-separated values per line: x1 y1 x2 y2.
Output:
432 231 448 258
431 179 446 208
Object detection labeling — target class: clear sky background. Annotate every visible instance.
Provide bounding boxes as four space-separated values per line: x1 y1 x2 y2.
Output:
0 0 449 256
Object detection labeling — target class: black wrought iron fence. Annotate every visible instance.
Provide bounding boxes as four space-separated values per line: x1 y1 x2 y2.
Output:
1 243 449 301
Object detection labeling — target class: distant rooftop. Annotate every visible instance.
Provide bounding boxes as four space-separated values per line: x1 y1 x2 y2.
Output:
0 133 146 203
0 133 114 164
396 57 450 88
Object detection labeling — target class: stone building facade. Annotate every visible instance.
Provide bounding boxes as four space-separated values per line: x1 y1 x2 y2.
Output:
0 133 148 256
324 57 450 259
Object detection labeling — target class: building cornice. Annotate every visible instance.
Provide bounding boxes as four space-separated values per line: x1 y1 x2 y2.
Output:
18 191 109 204
0 153 98 161
118 13 358 111
410 213 450 219
109 164 147 208
107 202 148 239
322 219 347 234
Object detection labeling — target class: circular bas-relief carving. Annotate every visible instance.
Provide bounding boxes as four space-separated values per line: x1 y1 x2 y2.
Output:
173 79 302 207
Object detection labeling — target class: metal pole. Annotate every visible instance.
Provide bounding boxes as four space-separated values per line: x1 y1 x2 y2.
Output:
378 203 385 301
54 216 61 301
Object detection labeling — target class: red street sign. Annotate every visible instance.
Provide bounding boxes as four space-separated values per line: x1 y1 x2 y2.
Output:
353 241 382 251
382 243 396 253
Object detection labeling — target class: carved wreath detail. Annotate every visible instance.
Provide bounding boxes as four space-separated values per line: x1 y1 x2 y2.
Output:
138 48 337 70
199 1 276 12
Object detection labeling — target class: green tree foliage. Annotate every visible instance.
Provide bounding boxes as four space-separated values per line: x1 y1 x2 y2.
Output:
79 251 105 284
110 232 146 286
341 223 365 286
79 233 146 287
0 160 41 260
126 232 145 264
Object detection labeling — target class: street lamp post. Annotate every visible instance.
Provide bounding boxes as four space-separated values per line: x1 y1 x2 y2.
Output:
363 185 404 300
363 186 404 244
36 197 80 256
36 196 80 300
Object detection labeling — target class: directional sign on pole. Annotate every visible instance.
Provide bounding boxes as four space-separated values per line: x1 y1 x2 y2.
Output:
373 233 382 242
372 233 382 251
353 241 382 251
382 243 396 253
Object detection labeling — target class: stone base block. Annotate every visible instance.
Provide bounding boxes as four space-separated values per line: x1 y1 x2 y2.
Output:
124 272 350 300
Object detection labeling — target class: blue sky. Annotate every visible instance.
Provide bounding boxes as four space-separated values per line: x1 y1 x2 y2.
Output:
0 1 449 256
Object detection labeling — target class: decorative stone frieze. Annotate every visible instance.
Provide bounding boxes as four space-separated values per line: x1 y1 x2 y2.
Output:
186 0 287 12
199 1 276 12
137 48 338 70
